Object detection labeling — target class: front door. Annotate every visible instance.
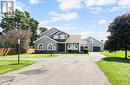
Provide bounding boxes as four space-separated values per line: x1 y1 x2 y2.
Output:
58 44 65 52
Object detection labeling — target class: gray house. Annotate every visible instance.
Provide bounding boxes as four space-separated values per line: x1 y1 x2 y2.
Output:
34 28 104 53
34 28 81 53
80 37 104 52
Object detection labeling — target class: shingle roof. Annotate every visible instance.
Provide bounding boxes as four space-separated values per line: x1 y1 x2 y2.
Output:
66 35 81 43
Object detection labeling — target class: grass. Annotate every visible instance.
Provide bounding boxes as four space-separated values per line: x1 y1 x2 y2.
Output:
0 60 35 74
97 51 130 85
0 54 57 58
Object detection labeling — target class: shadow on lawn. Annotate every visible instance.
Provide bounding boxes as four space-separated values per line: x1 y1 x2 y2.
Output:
102 57 130 64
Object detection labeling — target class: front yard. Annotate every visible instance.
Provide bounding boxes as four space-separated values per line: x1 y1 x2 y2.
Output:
0 60 35 74
97 51 130 85
0 54 57 58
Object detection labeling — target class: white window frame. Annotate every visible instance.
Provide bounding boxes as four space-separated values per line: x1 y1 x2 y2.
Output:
73 44 78 50
53 35 58 39
38 43 43 50
67 44 73 50
47 43 53 50
60 35 65 39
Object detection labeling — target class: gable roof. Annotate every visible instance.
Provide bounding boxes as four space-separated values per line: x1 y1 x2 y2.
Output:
82 36 103 44
66 35 81 43
33 35 57 43
39 28 59 36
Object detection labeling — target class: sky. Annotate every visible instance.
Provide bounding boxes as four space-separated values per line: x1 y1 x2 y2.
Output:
0 0 130 41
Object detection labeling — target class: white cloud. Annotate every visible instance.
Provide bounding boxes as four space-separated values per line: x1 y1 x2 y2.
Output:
110 6 124 12
39 20 50 27
39 12 79 27
118 0 130 9
89 7 102 14
56 0 82 11
80 31 108 41
29 0 43 5
85 0 117 7
49 12 79 22
98 19 107 25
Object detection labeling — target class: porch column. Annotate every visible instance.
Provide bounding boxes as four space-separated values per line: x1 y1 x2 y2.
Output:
79 44 81 52
65 43 66 52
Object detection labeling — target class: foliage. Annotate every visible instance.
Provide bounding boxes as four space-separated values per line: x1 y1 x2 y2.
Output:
0 60 34 74
0 29 32 49
105 13 130 58
67 50 79 53
82 49 89 54
39 27 47 33
0 9 39 46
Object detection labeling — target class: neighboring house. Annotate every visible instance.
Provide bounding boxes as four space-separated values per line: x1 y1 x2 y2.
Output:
80 37 104 52
34 28 104 53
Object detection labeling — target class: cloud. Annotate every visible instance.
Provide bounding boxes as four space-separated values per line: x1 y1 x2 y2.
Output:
29 0 43 5
39 12 79 27
98 19 107 25
80 31 108 41
110 6 124 12
118 0 130 9
85 0 117 7
49 12 79 22
39 20 50 27
89 7 102 14
56 0 82 11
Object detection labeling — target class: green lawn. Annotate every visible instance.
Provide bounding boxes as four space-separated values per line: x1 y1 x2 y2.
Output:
0 60 35 74
97 51 130 85
0 54 57 58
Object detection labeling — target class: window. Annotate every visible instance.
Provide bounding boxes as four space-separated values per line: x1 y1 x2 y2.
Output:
67 44 72 50
73 44 78 50
53 35 58 39
47 43 53 50
60 35 65 39
38 44 43 50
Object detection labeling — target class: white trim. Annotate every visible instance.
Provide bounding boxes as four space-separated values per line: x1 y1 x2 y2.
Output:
47 43 53 50
38 43 43 50
33 36 57 43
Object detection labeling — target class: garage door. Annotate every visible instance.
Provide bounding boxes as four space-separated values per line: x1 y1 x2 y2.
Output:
93 46 101 52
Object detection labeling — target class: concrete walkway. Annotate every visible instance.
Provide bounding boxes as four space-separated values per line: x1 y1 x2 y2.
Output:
0 52 110 85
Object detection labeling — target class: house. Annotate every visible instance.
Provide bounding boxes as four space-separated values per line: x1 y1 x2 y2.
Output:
34 28 81 53
80 37 104 52
34 28 104 53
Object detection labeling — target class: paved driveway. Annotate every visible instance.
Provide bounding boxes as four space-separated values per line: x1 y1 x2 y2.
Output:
0 52 110 85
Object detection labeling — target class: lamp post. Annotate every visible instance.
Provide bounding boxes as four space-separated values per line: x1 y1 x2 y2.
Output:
17 39 20 64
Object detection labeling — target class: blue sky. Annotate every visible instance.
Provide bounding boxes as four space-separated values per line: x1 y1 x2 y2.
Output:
0 0 130 41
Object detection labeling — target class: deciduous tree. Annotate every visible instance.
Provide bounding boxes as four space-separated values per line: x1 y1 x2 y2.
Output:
105 13 130 59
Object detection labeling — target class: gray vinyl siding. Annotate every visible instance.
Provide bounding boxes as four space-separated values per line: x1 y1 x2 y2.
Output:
34 37 57 51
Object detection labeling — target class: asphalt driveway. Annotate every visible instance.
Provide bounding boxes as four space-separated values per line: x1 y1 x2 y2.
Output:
0 52 110 85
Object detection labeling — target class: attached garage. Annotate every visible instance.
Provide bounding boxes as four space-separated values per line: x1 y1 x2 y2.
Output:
93 46 101 52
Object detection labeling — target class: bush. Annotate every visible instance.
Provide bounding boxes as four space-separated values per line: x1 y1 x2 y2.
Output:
67 50 79 53
82 49 88 54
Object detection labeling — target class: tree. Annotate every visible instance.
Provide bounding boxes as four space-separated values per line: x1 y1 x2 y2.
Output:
0 29 32 49
105 13 130 59
0 9 39 46
39 27 47 33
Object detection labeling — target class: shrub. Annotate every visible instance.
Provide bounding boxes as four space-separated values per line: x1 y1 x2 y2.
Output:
67 50 79 53
83 49 88 54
